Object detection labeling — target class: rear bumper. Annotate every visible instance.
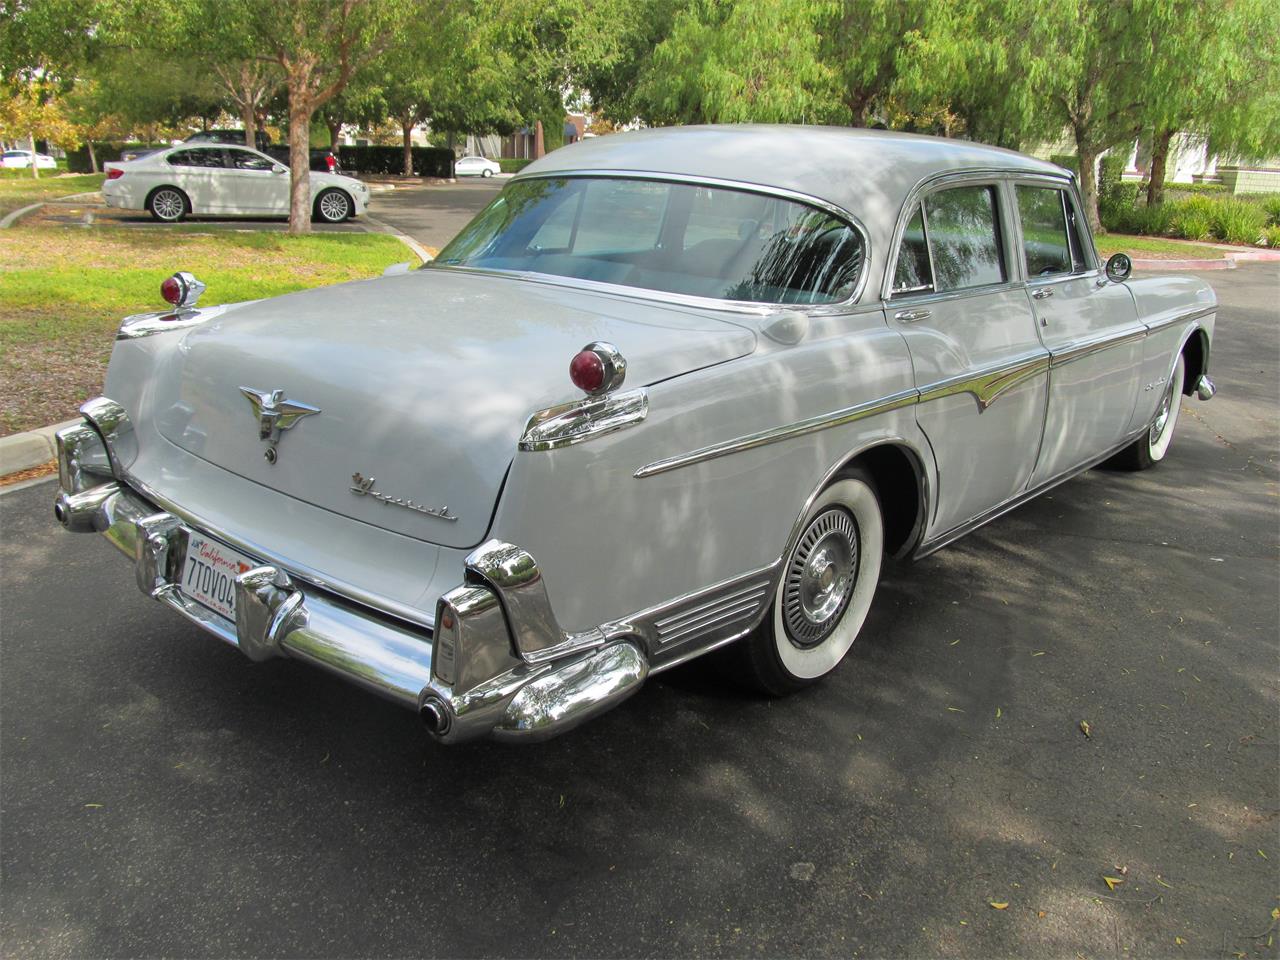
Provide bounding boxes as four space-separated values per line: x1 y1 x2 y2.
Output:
54 405 647 743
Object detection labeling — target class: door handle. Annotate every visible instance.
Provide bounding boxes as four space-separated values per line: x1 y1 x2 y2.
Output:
894 309 932 323
1031 288 1054 300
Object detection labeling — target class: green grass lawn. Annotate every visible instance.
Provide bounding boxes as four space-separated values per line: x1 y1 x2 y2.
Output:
0 172 105 218
1096 233 1226 260
0 226 409 435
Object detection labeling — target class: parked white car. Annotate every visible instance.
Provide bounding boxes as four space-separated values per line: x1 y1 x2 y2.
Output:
1 149 57 170
55 126 1216 744
101 144 369 222
454 155 501 177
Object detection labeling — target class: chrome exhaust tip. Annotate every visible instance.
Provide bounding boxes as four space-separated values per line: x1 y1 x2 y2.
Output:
53 496 68 527
420 697 452 738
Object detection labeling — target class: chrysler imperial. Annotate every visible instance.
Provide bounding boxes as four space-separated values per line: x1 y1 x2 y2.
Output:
54 126 1217 742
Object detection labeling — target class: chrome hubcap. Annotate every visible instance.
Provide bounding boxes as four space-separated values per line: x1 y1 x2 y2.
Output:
154 191 182 219
320 193 348 220
1150 381 1174 445
784 507 858 648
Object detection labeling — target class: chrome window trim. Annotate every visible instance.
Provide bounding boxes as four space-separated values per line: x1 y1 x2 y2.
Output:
634 389 919 479
1009 179 1101 286
440 168 874 309
883 278 1026 308
881 167 1062 302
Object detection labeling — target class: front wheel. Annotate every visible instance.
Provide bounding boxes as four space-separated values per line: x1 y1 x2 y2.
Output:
738 469 884 696
314 188 352 223
481 168 493 178
1112 354 1186 471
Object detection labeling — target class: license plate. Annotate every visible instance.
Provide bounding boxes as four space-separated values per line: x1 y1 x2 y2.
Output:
180 533 256 621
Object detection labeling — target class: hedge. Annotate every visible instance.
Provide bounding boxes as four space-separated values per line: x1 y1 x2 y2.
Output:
64 142 168 173
336 144 454 177
499 158 534 174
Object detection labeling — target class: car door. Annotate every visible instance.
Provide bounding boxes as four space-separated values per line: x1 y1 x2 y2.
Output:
224 148 287 214
1014 180 1144 487
165 147 228 213
888 177 1050 539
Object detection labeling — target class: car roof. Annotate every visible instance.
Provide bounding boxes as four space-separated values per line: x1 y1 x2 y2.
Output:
518 124 1070 297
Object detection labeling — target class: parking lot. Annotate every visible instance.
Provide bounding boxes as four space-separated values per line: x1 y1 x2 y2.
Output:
0 230 1275 957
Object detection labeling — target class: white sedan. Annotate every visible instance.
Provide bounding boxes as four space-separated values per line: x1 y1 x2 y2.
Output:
454 155 501 178
101 144 369 223
2 149 57 170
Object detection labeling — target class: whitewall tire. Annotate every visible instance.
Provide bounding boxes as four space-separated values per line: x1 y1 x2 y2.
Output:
740 469 884 695
1114 354 1186 471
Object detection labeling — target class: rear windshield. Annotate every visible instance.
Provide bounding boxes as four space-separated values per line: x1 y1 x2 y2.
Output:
431 177 866 305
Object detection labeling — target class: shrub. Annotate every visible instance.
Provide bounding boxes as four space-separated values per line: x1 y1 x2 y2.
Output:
498 158 533 173
1262 224 1280 248
1167 196 1217 241
1260 195 1280 226
335 144 454 177
1210 199 1268 244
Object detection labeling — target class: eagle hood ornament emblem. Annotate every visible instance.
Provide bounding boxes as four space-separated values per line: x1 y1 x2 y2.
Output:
239 387 320 464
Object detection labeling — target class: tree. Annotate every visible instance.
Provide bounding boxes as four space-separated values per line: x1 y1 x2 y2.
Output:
1135 0 1280 206
211 59 280 149
0 84 78 177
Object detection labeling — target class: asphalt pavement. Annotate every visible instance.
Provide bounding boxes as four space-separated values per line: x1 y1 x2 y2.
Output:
1 253 1276 957
364 177 502 249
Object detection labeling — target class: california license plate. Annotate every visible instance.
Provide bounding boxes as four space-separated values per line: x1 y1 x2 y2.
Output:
180 532 256 621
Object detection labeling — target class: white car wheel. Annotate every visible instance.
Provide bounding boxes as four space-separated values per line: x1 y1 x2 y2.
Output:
739 470 883 694
482 168 493 178
315 189 352 223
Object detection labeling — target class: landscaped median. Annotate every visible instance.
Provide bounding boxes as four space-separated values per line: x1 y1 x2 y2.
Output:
0 172 106 220
0 226 408 438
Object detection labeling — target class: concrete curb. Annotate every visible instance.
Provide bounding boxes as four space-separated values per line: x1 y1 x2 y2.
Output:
362 213 434 262
0 420 78 475
0 202 46 228
1132 257 1238 271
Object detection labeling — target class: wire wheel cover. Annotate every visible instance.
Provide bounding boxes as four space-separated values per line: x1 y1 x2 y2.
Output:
319 192 349 220
153 190 183 219
783 507 859 647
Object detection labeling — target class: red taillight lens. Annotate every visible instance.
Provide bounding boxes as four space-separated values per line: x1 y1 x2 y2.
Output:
160 275 184 306
106 168 124 180
569 349 606 393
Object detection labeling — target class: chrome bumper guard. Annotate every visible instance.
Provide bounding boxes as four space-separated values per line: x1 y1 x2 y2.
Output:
54 406 648 744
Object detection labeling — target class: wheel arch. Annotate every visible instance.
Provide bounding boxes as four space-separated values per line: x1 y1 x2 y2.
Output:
786 439 930 566
1179 326 1210 396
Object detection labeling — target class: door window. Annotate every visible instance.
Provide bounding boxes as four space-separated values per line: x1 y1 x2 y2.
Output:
227 149 274 170
925 186 1005 291
891 185 1006 296
168 148 227 168
1016 186 1077 277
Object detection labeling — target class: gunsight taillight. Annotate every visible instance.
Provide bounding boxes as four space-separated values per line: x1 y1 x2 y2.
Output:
569 342 627 396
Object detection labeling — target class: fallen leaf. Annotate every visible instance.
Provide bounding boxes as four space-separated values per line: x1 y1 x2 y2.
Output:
1156 876 1173 889
949 638 961 646
1103 876 1124 890
989 902 1009 910
1037 911 1047 919
996 706 1003 718
947 706 965 713
1032 651 1047 657
1080 720 1092 738
83 803 103 809
1258 849 1268 859
1175 936 1185 946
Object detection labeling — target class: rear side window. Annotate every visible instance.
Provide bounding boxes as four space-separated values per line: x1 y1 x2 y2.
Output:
1016 186 1075 276
168 149 226 169
892 185 1006 295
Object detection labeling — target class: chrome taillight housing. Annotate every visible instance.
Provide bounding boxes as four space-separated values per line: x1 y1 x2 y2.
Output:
160 271 206 309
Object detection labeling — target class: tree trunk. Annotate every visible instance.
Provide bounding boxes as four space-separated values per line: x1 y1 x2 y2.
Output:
28 131 39 179
327 118 342 151
1077 140 1100 234
1146 128 1175 208
287 87 313 235
87 139 97 174
242 101 257 149
402 120 414 177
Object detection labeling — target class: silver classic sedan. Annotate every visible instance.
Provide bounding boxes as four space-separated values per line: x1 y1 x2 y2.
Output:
55 125 1215 743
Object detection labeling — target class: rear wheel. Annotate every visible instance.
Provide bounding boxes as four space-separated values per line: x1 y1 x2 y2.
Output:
738 469 884 696
147 187 188 222
314 188 352 223
1113 354 1186 471
481 168 493 178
